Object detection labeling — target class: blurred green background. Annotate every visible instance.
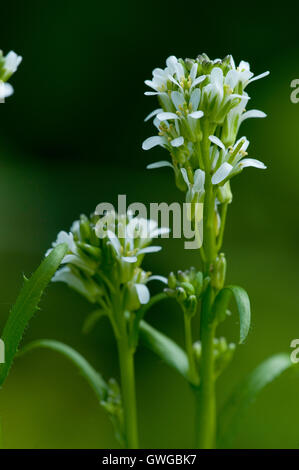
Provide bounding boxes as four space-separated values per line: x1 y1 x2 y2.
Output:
0 0 299 449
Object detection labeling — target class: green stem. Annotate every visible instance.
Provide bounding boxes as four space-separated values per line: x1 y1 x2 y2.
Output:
183 314 199 385
217 202 228 251
195 124 217 448
195 286 216 448
117 334 139 449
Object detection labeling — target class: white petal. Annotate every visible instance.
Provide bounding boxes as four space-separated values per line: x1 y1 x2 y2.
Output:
210 67 223 88
171 90 185 109
122 256 138 263
230 93 250 100
209 135 225 150
189 88 201 111
0 82 14 99
189 110 204 119
171 136 184 147
248 71 270 84
212 163 233 184
137 246 162 255
151 227 171 237
157 112 179 121
144 108 163 122
180 168 190 186
147 275 168 284
135 284 150 304
144 80 158 91
190 75 206 90
146 160 173 170
167 74 182 89
190 62 198 81
193 169 205 190
107 230 121 254
225 69 239 89
142 136 166 150
144 91 167 96
237 158 267 169
240 109 267 123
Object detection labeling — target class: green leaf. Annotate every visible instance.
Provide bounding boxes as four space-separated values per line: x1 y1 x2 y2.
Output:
0 243 68 386
217 353 293 448
212 285 251 343
19 339 108 402
139 320 191 383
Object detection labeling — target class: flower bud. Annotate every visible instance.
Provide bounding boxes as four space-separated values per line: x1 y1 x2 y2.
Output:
77 242 102 262
194 271 203 296
211 253 227 290
79 214 92 242
176 286 187 303
124 282 142 311
217 181 233 204
185 294 197 317
168 271 177 289
180 281 195 296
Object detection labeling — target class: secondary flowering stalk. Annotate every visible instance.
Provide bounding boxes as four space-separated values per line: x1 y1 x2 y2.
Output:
143 53 269 448
48 210 168 448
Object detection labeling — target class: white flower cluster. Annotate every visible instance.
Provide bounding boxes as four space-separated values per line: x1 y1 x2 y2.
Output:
47 211 167 309
142 53 269 191
0 50 22 100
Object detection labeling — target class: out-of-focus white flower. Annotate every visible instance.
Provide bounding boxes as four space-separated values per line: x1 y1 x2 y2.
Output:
0 81 13 99
0 50 22 82
48 211 167 313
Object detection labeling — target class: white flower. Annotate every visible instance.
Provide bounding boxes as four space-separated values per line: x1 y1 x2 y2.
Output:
0 81 13 99
181 168 205 202
210 136 266 185
0 51 22 82
3 51 22 74
233 60 269 88
222 94 267 146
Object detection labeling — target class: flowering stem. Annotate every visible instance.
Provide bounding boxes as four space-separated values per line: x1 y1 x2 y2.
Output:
117 334 139 449
183 314 199 385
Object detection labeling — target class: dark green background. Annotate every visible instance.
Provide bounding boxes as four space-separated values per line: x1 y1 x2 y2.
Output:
0 0 299 448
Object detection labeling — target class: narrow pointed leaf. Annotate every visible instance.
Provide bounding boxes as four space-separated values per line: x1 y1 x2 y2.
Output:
0 243 68 386
19 339 108 402
217 353 293 448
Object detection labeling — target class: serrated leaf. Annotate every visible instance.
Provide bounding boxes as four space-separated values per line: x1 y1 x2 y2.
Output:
19 339 108 402
0 243 68 386
217 353 293 448
212 285 251 343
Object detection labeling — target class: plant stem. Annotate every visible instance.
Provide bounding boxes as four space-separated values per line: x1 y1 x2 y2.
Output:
195 286 216 448
183 314 199 385
195 125 217 448
117 335 139 449
217 202 228 251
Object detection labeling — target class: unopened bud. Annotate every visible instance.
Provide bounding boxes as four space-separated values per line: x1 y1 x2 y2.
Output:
211 253 227 290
